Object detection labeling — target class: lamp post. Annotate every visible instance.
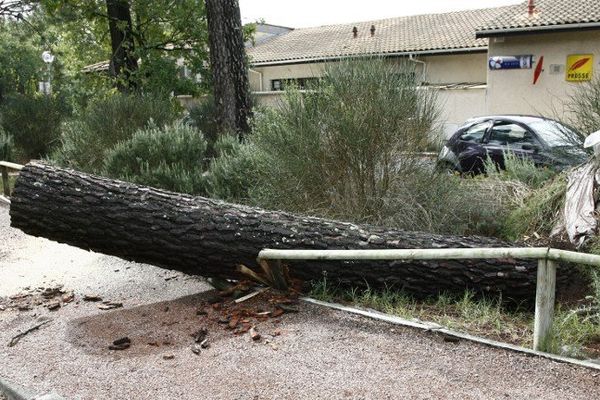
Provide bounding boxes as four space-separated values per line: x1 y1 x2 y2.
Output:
39 50 54 95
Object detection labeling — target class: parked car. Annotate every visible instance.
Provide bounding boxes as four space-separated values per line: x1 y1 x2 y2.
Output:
436 115 588 173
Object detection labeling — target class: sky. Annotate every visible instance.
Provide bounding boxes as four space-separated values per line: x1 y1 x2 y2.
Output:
239 0 521 28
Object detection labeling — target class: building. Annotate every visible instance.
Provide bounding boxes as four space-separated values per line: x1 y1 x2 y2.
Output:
246 0 600 137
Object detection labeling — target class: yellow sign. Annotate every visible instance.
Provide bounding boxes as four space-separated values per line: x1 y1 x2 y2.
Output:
566 54 593 82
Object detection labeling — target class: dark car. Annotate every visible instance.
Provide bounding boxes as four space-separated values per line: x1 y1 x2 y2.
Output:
436 115 588 173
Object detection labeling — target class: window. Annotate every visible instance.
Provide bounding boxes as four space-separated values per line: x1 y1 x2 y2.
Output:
271 77 318 91
488 122 535 147
459 121 491 143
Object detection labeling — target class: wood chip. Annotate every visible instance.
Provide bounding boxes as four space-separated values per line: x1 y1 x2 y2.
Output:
234 288 269 304
98 301 123 310
45 301 60 311
228 316 240 330
250 327 261 341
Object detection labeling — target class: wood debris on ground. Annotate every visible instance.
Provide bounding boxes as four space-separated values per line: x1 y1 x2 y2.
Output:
190 280 302 347
0 285 74 312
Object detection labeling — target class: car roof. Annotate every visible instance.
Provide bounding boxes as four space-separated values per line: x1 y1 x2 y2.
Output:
465 115 555 125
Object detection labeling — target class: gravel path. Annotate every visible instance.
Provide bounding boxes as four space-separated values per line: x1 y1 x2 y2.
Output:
0 205 599 399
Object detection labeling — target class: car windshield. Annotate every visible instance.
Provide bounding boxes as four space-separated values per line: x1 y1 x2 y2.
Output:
528 120 582 147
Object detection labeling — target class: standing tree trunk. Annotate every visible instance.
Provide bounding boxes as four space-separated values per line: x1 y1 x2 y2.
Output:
106 0 138 92
8 162 556 301
205 0 252 138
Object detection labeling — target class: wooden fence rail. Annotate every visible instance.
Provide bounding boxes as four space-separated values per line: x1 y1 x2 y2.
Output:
0 161 23 205
258 247 600 352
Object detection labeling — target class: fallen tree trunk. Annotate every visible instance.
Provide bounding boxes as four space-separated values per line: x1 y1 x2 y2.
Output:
11 162 545 299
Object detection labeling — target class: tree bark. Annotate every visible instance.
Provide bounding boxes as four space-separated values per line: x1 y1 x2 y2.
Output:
205 0 252 138
10 162 548 300
106 0 138 92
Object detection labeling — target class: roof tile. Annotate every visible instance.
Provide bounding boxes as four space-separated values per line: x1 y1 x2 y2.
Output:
477 0 600 35
248 7 511 65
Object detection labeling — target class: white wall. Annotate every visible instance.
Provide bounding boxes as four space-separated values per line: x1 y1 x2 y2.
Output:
436 87 487 138
421 53 487 84
486 30 600 120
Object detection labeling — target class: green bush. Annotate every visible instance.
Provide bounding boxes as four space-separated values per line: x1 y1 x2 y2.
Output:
52 93 180 172
104 122 208 194
206 136 258 202
0 94 67 160
248 59 440 221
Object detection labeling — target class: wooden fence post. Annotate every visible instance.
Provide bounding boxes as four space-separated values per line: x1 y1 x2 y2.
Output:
533 258 557 351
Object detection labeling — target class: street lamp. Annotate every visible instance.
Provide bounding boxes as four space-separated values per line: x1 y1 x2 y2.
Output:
39 51 54 95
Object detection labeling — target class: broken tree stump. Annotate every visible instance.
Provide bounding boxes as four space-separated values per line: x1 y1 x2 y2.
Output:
10 162 546 299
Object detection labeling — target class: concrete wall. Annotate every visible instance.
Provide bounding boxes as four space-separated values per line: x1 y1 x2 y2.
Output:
486 30 600 119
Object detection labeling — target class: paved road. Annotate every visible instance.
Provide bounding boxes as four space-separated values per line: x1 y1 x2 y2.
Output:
0 205 599 399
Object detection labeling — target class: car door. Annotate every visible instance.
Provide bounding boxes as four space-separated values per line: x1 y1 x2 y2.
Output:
454 120 492 173
484 120 542 169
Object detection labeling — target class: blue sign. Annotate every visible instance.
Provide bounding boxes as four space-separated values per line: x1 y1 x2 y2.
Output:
489 55 533 70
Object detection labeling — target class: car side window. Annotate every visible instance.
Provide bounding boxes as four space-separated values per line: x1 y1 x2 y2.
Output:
488 122 535 147
459 121 490 143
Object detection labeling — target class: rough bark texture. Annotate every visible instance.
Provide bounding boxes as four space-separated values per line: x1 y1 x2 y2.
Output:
205 0 252 137
11 162 545 299
106 0 138 92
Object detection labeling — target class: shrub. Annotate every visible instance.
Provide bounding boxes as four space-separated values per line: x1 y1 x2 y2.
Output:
502 173 567 240
103 122 208 194
0 94 67 160
186 96 219 143
52 93 180 172
248 58 441 221
206 136 259 202
381 172 529 236
567 76 600 135
484 151 557 189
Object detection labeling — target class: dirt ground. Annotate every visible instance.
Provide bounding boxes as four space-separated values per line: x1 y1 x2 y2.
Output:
1 205 599 399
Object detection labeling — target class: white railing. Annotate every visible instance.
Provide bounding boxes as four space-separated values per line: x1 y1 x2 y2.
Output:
258 247 600 352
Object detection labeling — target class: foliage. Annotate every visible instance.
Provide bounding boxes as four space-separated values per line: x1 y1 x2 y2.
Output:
484 151 557 189
186 96 219 146
206 136 258 202
0 125 13 161
103 122 208 194
546 305 600 358
0 93 67 160
566 75 600 135
41 0 211 95
0 18 46 100
52 93 179 172
502 173 567 240
248 58 440 222
381 173 529 237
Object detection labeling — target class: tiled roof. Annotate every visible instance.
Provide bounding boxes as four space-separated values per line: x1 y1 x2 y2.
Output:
247 7 511 65
477 0 600 37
